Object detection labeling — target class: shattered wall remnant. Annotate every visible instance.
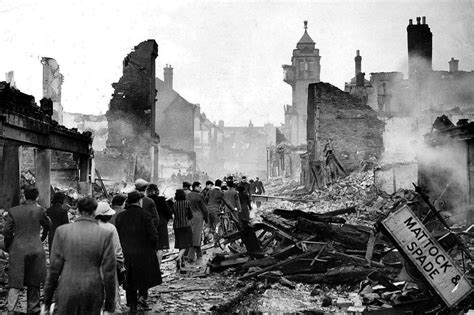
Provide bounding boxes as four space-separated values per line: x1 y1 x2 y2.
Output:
41 57 64 124
103 40 159 182
5 71 16 88
304 82 384 189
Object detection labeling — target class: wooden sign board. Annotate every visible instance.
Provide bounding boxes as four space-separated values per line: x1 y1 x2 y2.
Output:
381 206 473 308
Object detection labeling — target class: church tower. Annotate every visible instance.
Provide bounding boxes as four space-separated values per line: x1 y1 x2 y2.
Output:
282 21 321 145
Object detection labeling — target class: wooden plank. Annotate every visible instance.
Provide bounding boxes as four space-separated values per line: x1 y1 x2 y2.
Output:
381 205 473 308
239 247 323 280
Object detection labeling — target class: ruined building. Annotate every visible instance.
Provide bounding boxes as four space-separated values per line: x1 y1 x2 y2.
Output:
98 40 159 183
0 82 92 209
419 115 474 224
155 65 224 178
302 82 384 189
366 17 474 117
282 21 321 146
219 121 276 178
360 17 474 193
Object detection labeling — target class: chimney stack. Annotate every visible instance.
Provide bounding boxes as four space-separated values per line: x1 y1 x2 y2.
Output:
422 16 426 24
409 19 413 25
355 50 362 76
407 16 433 77
164 64 173 90
449 57 459 72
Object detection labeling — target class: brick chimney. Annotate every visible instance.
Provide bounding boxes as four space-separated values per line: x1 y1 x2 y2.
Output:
449 57 459 72
355 50 361 77
164 64 173 90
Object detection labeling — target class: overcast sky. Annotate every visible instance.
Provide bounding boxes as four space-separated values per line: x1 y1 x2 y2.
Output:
1 0 473 126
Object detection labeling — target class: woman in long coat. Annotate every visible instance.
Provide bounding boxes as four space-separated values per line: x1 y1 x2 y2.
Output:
146 184 173 267
115 191 161 312
43 197 116 315
173 189 193 271
186 182 208 262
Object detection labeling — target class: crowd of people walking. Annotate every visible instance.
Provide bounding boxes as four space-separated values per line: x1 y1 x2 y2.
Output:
2 175 264 314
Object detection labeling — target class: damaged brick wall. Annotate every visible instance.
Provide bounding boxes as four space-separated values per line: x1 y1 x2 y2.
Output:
106 40 158 150
305 82 384 188
20 147 79 189
102 40 159 182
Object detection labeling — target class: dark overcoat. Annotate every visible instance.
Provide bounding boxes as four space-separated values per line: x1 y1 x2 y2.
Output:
186 191 208 246
142 195 160 231
4 201 51 288
149 194 173 249
46 203 69 250
43 216 116 314
115 204 162 290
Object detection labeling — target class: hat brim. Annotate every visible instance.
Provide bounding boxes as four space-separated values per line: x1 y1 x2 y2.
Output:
95 208 116 217
127 192 144 203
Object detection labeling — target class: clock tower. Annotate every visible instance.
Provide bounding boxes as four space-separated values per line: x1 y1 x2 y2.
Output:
282 21 321 145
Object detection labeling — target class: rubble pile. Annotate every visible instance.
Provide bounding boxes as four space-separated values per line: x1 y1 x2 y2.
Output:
256 171 398 227
211 172 474 312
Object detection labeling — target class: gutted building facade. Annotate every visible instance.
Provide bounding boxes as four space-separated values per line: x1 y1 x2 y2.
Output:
303 82 384 189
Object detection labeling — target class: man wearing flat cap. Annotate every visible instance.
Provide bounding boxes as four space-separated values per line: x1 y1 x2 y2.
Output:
115 191 161 312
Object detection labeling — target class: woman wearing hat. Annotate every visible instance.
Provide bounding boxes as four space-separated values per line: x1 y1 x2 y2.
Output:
96 201 124 312
172 189 193 271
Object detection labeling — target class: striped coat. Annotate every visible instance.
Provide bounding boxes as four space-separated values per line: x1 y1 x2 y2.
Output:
172 200 192 229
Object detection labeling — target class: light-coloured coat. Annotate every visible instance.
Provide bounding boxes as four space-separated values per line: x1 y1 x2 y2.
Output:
43 216 116 314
